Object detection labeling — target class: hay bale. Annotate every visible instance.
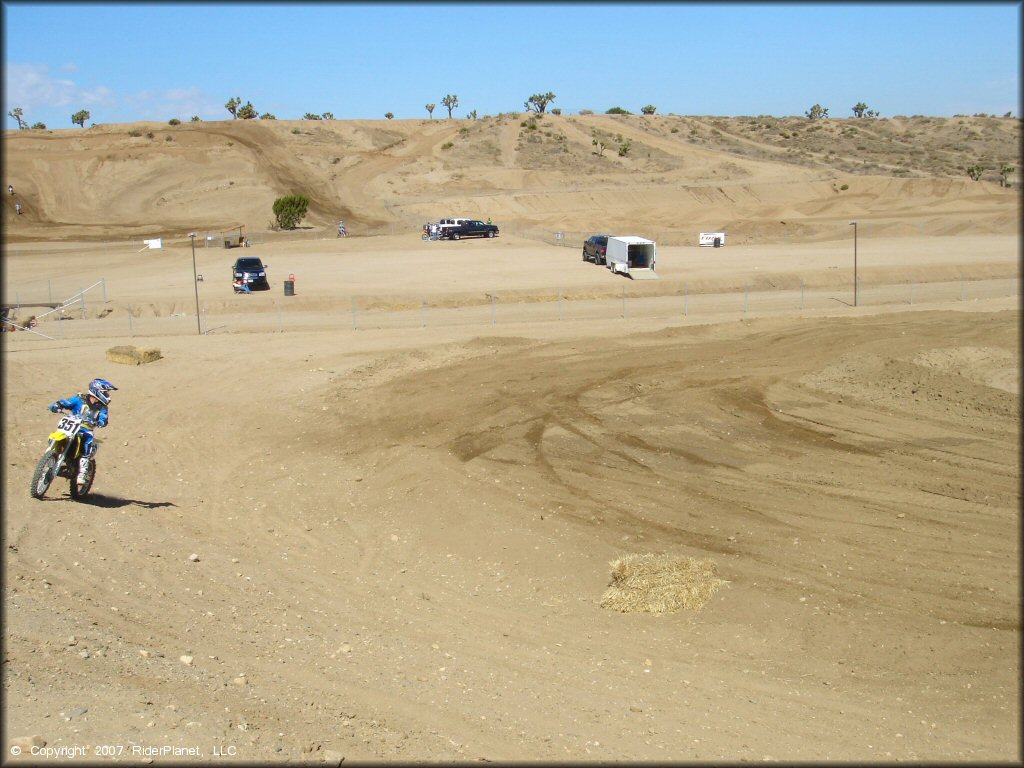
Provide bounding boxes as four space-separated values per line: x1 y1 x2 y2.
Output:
600 554 726 614
105 345 162 365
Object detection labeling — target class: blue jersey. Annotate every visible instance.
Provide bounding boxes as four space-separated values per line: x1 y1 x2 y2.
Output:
54 394 109 428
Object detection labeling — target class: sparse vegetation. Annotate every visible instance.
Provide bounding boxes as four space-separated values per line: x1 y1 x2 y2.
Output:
272 194 310 229
606 106 631 115
8 107 26 129
805 104 829 120
71 109 90 127
260 113 276 120
641 105 657 115
237 102 258 120
525 92 556 113
191 115 201 122
168 118 181 126
385 112 394 120
441 94 459 119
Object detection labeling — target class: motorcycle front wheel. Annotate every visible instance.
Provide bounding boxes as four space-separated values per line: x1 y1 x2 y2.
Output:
30 451 58 499
70 458 95 500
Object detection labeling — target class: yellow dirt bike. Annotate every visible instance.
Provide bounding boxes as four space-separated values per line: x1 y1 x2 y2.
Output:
30 410 97 500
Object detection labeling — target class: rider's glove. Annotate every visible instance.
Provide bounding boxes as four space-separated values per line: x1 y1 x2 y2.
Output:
49 403 60 413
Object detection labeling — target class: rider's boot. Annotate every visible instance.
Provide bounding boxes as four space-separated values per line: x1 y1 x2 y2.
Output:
78 457 90 484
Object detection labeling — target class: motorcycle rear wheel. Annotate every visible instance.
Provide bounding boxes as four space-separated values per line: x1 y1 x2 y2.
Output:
30 451 58 499
70 459 95 500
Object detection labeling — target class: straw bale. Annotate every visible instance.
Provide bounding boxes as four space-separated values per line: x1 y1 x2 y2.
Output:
600 553 726 614
105 345 162 365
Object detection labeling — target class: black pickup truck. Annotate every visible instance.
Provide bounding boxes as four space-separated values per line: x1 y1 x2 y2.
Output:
444 219 499 240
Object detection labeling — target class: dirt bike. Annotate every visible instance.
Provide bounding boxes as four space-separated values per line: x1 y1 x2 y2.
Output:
30 410 97 500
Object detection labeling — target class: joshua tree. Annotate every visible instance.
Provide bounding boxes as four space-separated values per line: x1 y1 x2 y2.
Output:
805 103 829 120
385 112 394 120
441 94 459 118
966 164 985 181
191 115 202 122
525 92 556 113
426 103 435 119
237 102 258 119
225 97 241 118
999 164 1015 187
322 112 334 120
71 109 90 127
852 102 869 118
303 113 322 120
8 107 26 129
641 105 657 115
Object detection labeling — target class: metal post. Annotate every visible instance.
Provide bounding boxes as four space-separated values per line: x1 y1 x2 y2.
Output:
128 305 133 336
351 297 358 330
683 282 688 317
849 221 858 307
558 289 563 321
48 279 52 304
800 280 805 310
490 293 496 325
421 295 426 327
189 233 201 335
81 288 86 319
744 285 749 314
622 287 626 320
102 278 107 302
278 301 283 333
202 304 207 334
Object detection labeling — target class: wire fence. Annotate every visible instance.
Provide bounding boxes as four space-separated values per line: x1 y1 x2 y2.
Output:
4 273 1016 341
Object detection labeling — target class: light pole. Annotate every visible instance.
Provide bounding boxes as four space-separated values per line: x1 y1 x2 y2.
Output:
189 233 201 335
849 220 858 307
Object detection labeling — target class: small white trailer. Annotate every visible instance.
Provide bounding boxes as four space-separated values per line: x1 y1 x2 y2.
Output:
699 232 726 247
606 236 658 279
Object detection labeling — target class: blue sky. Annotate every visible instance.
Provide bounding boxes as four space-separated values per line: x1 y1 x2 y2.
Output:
3 2 1020 130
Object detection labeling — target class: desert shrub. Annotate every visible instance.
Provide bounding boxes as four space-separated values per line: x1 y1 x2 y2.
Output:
606 106 631 115
670 127 679 133
441 141 454 150
272 194 309 229
165 135 173 142
128 129 142 137
291 128 301 135
168 118 181 126
146 132 154 139
840 184 849 190
550 108 561 115
31 122 46 129
579 109 593 115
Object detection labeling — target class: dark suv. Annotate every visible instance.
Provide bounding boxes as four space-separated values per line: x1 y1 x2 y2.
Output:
583 235 609 264
231 256 269 290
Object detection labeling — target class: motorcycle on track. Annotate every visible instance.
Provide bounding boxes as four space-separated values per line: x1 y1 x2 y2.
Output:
30 410 97 500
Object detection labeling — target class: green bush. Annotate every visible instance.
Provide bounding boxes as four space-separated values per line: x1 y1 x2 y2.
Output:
272 194 310 230
168 118 181 126
441 141 454 150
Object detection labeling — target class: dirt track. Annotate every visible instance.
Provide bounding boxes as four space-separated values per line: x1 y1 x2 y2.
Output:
2 115 1020 762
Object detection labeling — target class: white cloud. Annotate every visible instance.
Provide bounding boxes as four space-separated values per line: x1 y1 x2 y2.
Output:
5 63 78 109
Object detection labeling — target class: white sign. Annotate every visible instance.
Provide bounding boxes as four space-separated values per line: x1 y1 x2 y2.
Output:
143 238 163 250
699 232 726 247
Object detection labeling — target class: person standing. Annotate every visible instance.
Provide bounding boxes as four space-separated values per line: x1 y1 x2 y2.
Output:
15 202 22 215
8 185 13 196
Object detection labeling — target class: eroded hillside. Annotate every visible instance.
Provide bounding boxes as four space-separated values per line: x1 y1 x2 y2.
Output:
2 113 1019 244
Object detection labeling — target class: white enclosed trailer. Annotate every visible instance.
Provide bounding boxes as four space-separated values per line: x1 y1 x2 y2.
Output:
606 236 658 279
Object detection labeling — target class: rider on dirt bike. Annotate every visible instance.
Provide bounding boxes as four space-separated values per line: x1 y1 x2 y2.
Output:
49 378 117 484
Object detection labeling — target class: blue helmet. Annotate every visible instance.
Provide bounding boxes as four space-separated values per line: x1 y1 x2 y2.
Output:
88 378 118 406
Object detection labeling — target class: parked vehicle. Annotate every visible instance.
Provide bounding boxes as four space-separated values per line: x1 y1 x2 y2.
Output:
606 236 658 279
231 256 269 290
436 217 473 238
583 234 609 264
30 411 96 500
445 220 499 240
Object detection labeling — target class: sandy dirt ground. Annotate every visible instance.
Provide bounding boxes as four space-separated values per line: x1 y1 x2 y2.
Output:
1 116 1020 763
